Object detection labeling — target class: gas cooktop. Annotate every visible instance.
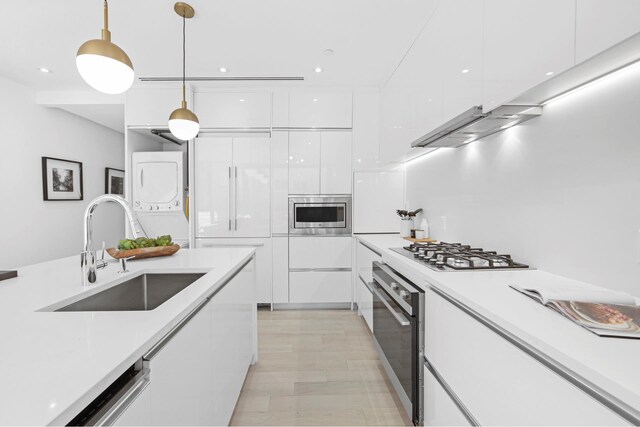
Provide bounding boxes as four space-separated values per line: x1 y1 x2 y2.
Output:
391 242 530 272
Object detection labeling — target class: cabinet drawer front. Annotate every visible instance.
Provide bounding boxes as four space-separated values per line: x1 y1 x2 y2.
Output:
289 236 352 269
290 271 351 303
424 361 473 427
425 289 628 426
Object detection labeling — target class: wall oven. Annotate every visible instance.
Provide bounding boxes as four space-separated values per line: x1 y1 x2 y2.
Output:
288 195 352 235
371 261 424 425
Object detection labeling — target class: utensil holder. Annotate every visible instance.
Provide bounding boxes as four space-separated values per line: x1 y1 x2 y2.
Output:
400 218 414 237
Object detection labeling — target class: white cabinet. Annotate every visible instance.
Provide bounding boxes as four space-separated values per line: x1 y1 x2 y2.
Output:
289 237 351 269
195 136 270 238
289 236 352 304
271 131 289 234
482 0 576 112
288 131 352 195
423 362 472 427
289 271 352 304
272 237 289 303
288 92 353 128
210 259 256 425
195 238 272 304
194 92 271 128
288 132 321 195
234 137 272 237
352 91 381 170
112 384 152 426
147 260 256 426
575 0 640 63
320 132 352 194
424 289 627 425
356 240 380 333
148 297 215 425
194 137 233 237
126 87 190 126
353 171 404 234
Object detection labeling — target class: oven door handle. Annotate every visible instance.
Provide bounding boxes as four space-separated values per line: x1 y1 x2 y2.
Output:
370 281 411 326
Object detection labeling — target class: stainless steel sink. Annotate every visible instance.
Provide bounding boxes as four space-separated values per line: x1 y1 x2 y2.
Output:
56 273 205 312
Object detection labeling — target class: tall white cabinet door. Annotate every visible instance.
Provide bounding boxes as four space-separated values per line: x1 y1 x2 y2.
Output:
233 137 271 237
194 137 233 238
271 131 289 234
482 0 576 112
320 132 352 194
288 132 321 195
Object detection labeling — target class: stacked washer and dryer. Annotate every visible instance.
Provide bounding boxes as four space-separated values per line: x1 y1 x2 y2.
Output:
130 151 190 247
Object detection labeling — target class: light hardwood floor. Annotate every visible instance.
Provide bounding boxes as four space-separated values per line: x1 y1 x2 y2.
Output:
230 309 413 426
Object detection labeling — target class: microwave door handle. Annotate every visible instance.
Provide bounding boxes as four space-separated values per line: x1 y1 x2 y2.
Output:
370 282 410 326
234 166 238 231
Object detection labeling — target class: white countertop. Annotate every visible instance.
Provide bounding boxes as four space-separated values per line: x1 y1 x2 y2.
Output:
356 234 640 418
0 247 255 426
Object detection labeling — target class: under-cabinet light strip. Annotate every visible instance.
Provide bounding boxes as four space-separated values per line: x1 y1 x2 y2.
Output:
542 58 640 106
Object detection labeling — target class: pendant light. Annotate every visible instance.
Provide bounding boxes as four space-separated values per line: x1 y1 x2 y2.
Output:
168 2 199 141
76 0 134 94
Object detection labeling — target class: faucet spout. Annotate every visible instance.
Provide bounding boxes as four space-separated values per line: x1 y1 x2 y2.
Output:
81 195 145 286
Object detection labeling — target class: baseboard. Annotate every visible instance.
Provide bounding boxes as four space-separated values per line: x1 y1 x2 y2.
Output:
272 302 352 310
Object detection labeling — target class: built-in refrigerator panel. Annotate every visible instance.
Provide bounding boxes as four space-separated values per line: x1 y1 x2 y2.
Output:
353 171 404 234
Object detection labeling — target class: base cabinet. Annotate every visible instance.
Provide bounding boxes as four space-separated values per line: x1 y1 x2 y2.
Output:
423 361 472 427
111 385 152 426
356 276 373 332
146 260 256 426
289 271 351 303
196 238 272 304
425 288 628 426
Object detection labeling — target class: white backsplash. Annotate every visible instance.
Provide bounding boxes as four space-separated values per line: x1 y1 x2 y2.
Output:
405 63 640 295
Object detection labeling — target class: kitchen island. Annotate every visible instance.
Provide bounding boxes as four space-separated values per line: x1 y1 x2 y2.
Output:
356 234 640 426
0 247 256 426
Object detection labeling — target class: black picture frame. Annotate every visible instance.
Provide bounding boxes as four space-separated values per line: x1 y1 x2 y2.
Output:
42 157 83 201
105 167 125 196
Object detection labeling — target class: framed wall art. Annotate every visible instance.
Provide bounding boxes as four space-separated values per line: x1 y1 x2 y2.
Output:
41 157 83 201
105 167 125 196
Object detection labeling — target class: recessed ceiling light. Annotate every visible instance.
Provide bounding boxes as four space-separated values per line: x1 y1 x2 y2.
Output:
313 98 318 102
461 69 470 74
323 49 334 56
219 67 228 73
38 67 52 73
314 67 323 73
545 71 554 76
239 99 245 102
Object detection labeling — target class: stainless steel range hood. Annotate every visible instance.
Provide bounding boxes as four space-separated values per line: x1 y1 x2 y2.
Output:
411 105 542 148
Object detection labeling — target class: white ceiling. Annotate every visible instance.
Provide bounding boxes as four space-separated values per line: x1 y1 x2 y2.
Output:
0 0 436 92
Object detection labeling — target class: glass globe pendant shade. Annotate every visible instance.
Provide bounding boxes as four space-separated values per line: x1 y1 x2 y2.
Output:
76 39 134 94
168 104 200 140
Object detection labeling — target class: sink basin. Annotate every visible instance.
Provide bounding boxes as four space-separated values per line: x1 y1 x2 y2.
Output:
56 273 205 312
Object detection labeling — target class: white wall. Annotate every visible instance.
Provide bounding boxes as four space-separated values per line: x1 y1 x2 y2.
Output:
0 75 125 269
405 63 640 295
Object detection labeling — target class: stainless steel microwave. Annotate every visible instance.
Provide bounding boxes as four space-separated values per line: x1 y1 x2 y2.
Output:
289 195 352 235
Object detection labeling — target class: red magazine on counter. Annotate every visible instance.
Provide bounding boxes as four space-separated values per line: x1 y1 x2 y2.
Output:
510 284 640 339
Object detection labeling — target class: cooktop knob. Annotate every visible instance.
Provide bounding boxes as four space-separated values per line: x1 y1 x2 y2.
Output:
400 290 410 299
147 205 153 211
391 282 399 290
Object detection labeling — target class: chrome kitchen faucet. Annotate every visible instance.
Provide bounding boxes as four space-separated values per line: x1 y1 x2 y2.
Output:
81 195 145 286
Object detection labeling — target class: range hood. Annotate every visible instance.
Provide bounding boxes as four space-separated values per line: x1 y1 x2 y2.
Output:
411 104 542 148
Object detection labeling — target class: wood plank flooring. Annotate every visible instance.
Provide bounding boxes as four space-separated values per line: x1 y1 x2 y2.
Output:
230 309 413 426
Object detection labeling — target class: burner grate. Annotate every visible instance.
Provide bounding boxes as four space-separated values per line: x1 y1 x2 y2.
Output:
402 242 529 270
